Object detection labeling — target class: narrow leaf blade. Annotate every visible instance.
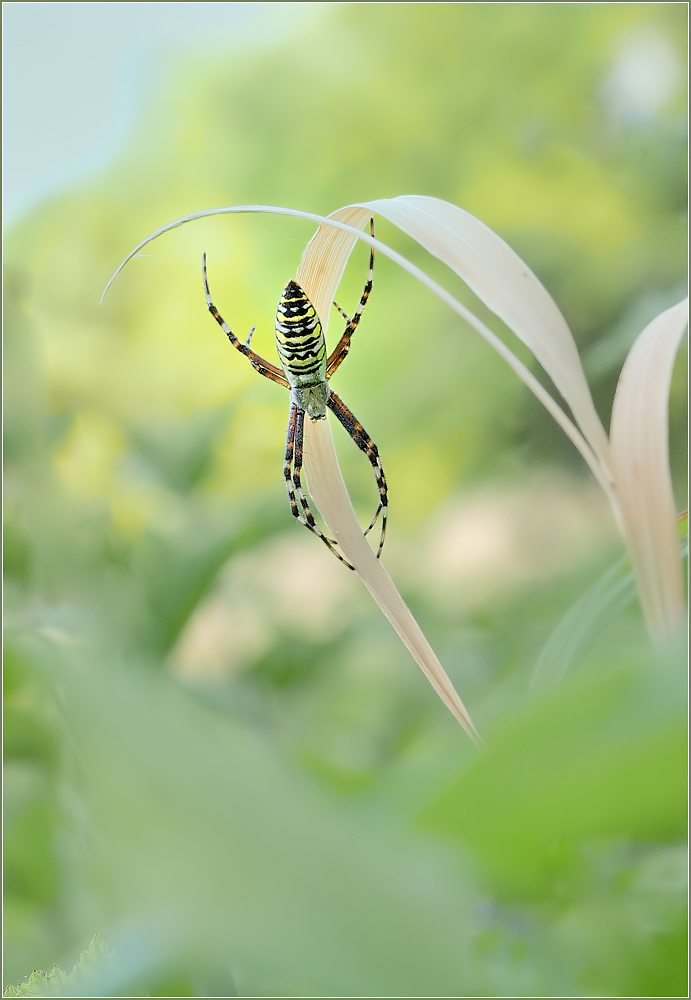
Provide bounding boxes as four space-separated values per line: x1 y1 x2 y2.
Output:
302 415 481 745
364 195 612 477
609 299 688 642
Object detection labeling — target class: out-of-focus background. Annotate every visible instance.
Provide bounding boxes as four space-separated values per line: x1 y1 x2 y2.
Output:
3 3 687 996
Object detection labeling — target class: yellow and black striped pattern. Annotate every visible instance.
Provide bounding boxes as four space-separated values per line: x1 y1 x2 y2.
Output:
202 217 386 566
274 281 326 387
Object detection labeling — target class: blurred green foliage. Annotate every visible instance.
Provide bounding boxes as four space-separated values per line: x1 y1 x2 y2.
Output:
3 4 687 996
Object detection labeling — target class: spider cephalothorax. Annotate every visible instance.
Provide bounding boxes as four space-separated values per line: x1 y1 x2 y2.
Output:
202 219 386 569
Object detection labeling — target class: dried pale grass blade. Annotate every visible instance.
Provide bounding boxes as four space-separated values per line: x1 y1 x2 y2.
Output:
609 298 688 643
108 201 606 503
361 195 613 481
296 209 481 741
302 415 482 746
102 204 371 305
296 206 373 334
103 202 613 511
102 200 608 500
295 207 618 515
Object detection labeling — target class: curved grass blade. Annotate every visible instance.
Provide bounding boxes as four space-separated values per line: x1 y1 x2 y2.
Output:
302 414 482 746
363 195 613 481
103 204 608 511
298 205 617 513
609 299 688 643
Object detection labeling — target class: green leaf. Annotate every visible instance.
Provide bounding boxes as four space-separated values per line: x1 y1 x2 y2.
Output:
420 658 687 898
17 636 481 998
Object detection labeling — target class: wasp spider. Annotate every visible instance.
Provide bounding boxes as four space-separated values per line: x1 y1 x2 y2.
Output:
202 220 387 569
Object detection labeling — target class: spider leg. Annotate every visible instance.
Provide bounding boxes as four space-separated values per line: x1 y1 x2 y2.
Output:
202 254 289 388
332 300 350 324
283 402 302 523
363 503 383 537
327 391 388 558
326 218 375 379
283 404 335 543
287 405 355 570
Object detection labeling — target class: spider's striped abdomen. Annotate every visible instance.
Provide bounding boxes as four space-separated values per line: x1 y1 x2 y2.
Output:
275 281 327 388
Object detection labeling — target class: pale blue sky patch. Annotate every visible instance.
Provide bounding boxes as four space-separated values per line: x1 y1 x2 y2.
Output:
2 2 320 228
